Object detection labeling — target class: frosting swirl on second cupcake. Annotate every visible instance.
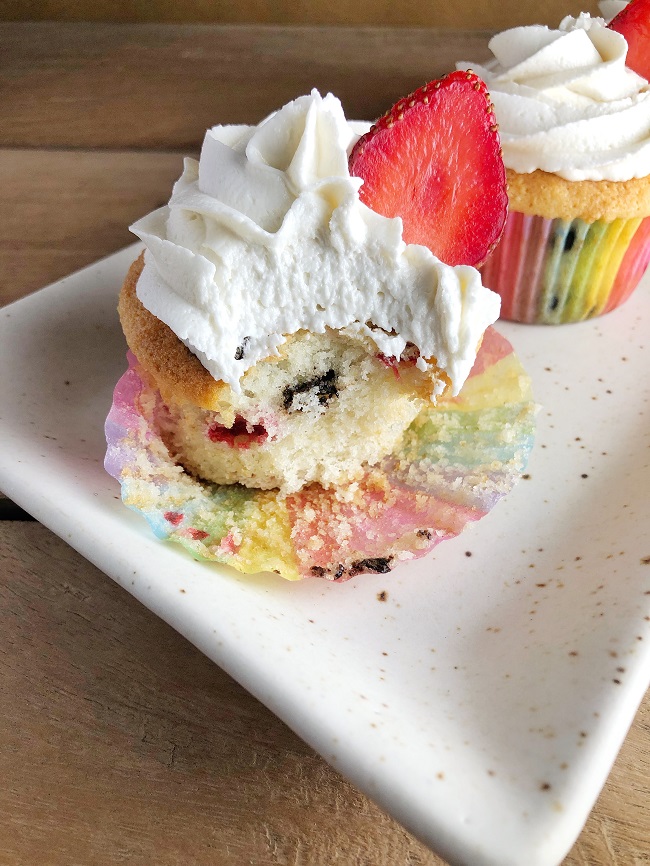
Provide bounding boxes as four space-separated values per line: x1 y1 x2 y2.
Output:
459 13 650 181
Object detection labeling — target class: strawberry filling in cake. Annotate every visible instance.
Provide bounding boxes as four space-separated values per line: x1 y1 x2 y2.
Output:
207 416 269 448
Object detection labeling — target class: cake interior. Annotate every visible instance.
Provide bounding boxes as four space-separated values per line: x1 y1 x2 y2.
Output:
155 328 439 492
119 257 448 493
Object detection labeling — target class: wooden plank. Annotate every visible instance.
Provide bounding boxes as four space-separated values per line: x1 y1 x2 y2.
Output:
0 0 602 29
0 521 647 865
0 22 494 150
0 149 183 306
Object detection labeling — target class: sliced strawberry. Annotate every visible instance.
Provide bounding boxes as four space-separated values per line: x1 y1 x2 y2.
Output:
608 0 650 80
348 70 507 267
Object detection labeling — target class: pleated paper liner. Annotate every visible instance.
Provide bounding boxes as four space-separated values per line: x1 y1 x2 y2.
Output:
105 327 536 581
481 210 650 324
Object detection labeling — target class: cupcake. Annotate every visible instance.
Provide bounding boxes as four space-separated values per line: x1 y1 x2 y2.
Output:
120 82 505 495
119 254 454 493
106 78 537 580
460 3 650 324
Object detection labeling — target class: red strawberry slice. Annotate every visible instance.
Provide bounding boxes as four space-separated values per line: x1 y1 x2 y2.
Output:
348 70 507 267
608 0 650 80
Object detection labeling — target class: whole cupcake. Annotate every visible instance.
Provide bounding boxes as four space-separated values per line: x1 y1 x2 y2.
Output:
460 1 650 324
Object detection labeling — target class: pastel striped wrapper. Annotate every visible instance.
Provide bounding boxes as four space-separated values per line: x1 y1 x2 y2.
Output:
105 329 536 581
481 210 650 324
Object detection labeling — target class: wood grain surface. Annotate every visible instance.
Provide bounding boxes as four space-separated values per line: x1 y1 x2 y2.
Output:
0 149 183 306
1 0 602 30
0 23 493 150
1 21 648 866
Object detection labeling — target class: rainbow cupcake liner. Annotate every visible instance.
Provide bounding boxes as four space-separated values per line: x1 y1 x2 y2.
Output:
104 328 536 581
481 209 650 324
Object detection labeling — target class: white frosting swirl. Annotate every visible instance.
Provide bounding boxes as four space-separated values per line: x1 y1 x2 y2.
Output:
131 90 500 396
459 12 650 181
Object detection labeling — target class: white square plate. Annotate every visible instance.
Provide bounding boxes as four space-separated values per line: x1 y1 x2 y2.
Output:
1 246 648 866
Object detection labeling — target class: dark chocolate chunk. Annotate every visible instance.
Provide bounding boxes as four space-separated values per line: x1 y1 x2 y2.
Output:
564 227 576 251
348 557 393 576
234 336 250 360
282 368 338 412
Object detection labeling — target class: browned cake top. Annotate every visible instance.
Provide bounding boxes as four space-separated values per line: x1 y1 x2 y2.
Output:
506 167 650 223
118 254 230 411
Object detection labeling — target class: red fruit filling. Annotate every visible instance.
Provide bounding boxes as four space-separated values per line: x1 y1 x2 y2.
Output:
164 511 184 526
207 415 268 449
608 0 650 81
376 344 420 380
348 70 507 267
377 353 401 379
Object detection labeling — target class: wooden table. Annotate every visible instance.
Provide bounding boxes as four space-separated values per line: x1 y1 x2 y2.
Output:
1 22 648 865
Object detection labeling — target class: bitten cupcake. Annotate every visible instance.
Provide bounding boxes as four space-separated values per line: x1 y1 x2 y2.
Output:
120 82 505 495
106 77 537 580
460 2 650 324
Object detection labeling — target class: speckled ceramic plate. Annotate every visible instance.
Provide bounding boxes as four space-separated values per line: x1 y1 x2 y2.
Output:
0 246 648 866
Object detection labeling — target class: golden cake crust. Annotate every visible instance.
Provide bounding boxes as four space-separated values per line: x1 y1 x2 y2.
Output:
506 168 650 223
119 254 229 411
